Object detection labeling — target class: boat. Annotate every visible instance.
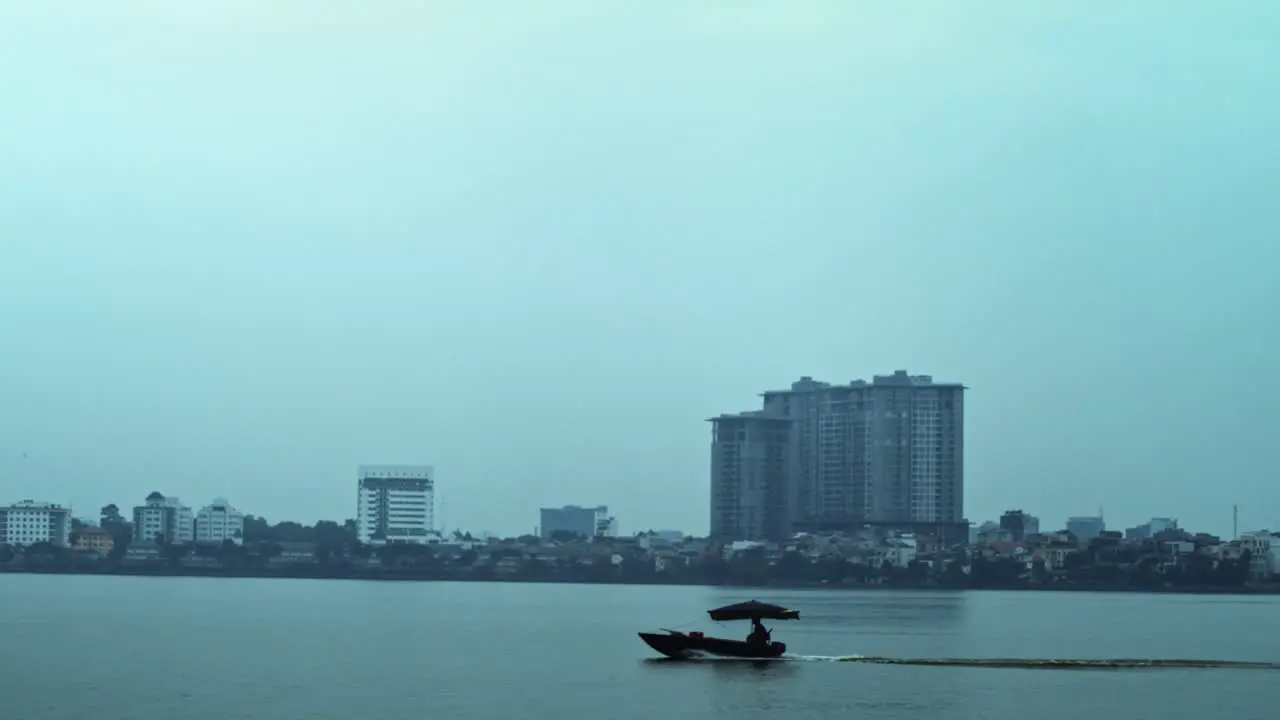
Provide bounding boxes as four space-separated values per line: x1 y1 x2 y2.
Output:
638 600 800 660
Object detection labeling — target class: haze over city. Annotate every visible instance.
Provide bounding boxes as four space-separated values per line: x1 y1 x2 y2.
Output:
1 1 1276 538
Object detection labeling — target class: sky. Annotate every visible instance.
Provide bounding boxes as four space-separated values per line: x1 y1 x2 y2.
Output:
1 1 1277 538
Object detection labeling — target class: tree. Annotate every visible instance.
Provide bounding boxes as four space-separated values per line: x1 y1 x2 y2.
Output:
1180 553 1215 586
162 543 191 568
312 520 354 548
100 504 124 525
253 542 283 565
217 539 248 567
905 559 932 584
272 521 310 543
242 516 273 543
99 504 133 560
727 547 769 586
774 551 813 582
1062 551 1089 571
940 557 970 587
23 541 71 570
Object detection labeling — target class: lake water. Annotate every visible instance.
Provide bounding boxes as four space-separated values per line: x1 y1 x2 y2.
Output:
3 574 1278 719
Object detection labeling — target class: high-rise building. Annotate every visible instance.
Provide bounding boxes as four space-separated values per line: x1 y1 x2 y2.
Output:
356 464 435 545
708 413 792 541
195 498 245 545
0 500 72 547
132 492 194 545
539 505 616 540
710 370 966 541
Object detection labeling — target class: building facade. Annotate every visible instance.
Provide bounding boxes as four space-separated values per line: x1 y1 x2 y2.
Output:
195 498 245 545
539 505 616 540
132 492 195 545
710 370 966 542
1125 517 1178 541
1066 516 1106 543
356 464 435 545
73 526 115 555
1239 531 1280 581
708 413 791 542
0 500 72 547
1000 510 1041 541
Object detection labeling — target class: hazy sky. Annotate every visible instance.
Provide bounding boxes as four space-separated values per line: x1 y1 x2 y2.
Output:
2 2 1276 537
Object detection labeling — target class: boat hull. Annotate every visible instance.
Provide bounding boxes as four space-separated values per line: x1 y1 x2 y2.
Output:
638 631 787 660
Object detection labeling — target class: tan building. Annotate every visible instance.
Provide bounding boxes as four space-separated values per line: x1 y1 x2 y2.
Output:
73 526 115 556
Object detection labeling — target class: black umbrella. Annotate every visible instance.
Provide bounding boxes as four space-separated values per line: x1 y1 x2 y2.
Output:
707 600 800 622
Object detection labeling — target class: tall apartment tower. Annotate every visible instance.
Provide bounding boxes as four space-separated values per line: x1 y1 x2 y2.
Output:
710 370 965 542
356 464 435 545
708 412 792 541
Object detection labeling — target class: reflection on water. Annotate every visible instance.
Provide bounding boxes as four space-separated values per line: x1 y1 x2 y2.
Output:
641 657 799 678
797 590 969 627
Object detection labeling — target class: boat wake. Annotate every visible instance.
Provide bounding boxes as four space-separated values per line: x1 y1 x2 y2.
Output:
784 655 1280 670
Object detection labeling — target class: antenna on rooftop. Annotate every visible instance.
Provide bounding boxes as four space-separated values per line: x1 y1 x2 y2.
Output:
1233 504 1238 540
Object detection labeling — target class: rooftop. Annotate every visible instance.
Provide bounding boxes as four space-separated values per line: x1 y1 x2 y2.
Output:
3 500 68 511
706 411 794 423
760 370 967 396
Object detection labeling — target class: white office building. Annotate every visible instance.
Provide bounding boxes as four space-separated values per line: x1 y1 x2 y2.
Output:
0 500 72 547
195 498 245 545
133 492 195 545
357 464 435 545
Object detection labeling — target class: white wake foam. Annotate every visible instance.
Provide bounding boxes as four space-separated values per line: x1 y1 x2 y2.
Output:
783 654 865 662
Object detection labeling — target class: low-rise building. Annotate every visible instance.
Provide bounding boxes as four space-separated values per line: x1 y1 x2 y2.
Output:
122 544 163 566
539 505 616 540
0 500 72 547
1239 531 1280 581
73 526 115 556
879 534 918 568
268 542 318 566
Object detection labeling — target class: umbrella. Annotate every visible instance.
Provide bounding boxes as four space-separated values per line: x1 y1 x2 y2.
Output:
707 600 800 622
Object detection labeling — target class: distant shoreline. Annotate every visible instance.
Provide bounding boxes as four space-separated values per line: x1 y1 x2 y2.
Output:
4 566 1278 596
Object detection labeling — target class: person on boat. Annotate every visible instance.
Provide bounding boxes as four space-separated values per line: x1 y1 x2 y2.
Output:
747 618 771 647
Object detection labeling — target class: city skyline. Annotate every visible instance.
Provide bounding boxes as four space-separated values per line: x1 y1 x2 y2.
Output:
7 368 1272 540
4 483 1274 545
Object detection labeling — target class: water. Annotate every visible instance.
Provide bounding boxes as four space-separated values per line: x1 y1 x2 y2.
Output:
3 574 1278 719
